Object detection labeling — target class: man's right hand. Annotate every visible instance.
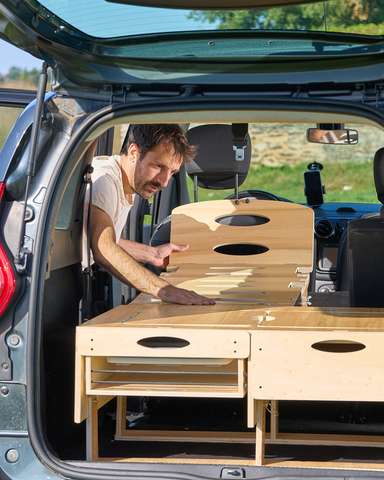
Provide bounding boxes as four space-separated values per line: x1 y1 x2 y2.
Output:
158 284 216 305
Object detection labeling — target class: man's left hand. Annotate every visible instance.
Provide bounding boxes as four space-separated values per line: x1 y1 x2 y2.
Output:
151 243 189 269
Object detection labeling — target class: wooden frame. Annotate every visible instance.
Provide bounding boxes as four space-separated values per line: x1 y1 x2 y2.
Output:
75 200 384 469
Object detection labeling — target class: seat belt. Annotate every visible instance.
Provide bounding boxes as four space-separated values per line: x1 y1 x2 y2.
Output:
231 124 248 203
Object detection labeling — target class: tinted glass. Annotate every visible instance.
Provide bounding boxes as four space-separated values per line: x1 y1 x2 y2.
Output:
37 0 384 38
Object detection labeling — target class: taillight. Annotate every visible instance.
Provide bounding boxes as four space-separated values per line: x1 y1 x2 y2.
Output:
0 183 16 317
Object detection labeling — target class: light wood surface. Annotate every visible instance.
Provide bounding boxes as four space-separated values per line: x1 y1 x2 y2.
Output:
251 329 384 401
75 198 384 468
254 306 384 331
169 199 314 268
85 356 246 398
77 303 263 329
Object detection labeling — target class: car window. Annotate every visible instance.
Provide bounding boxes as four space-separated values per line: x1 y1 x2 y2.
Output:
36 0 384 39
0 106 23 153
186 122 384 204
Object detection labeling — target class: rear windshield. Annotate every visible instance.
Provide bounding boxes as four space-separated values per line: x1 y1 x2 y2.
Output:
37 0 384 39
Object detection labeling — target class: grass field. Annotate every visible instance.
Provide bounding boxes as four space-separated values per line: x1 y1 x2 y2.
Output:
186 161 379 205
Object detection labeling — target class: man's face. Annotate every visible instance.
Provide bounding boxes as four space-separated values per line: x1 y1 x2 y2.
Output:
129 142 181 200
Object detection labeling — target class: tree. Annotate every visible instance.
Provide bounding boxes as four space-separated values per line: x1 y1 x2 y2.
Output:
188 0 384 33
7 66 23 80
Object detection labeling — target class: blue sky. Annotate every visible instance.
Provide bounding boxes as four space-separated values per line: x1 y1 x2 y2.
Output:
1 40 44 75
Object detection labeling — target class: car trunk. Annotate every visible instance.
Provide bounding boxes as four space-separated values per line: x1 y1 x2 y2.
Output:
19 89 384 479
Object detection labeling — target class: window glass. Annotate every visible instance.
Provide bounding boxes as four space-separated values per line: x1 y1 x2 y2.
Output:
38 0 384 39
186 123 384 204
0 107 23 153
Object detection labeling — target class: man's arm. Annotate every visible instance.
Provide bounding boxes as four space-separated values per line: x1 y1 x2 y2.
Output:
118 237 188 269
87 203 215 305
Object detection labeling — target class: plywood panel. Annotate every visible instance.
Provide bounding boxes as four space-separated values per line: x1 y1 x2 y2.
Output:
77 303 265 329
253 306 384 331
250 329 384 401
169 199 314 268
77 325 250 359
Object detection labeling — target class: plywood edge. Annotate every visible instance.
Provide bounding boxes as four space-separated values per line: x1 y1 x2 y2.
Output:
262 460 384 471
74 353 86 423
115 429 255 443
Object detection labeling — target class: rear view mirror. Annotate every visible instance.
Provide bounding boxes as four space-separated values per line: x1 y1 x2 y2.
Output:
307 128 358 145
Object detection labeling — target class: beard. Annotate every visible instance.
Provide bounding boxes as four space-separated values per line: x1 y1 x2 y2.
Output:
132 178 163 199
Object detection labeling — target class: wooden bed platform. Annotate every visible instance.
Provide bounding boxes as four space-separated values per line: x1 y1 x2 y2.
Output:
75 199 384 468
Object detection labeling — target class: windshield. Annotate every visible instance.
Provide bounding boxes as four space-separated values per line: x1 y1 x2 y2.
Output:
111 122 384 204
184 122 384 204
36 0 384 39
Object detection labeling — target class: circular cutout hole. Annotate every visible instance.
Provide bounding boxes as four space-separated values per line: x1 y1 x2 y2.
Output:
137 336 190 349
215 214 270 226
214 244 269 256
311 340 365 353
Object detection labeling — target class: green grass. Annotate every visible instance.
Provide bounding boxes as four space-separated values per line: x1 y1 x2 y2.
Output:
186 161 380 205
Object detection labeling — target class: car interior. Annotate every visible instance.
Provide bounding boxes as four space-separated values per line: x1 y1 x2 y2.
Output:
34 109 384 472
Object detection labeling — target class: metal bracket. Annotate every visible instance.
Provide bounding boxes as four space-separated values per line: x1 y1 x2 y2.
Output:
232 144 247 161
103 85 131 105
84 165 93 184
0 327 12 381
231 124 248 161
356 83 384 107
221 468 245 478
15 236 33 277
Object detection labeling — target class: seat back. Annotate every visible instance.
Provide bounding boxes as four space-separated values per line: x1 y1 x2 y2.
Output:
347 214 384 307
336 147 384 305
185 124 251 191
149 124 252 250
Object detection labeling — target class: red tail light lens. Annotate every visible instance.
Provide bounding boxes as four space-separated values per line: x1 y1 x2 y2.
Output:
0 183 16 317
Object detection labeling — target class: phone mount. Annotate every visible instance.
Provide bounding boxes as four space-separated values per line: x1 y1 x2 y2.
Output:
304 162 325 207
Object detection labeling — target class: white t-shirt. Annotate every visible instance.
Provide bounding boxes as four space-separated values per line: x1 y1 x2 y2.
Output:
83 155 134 267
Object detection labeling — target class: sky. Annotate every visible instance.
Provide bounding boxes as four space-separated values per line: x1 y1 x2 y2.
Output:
0 40 44 75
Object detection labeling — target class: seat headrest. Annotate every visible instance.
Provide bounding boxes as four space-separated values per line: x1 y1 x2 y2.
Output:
374 147 384 204
186 124 251 190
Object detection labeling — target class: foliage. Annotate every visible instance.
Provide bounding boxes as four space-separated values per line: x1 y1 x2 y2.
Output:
4 66 40 86
0 107 23 152
187 161 379 204
188 0 384 33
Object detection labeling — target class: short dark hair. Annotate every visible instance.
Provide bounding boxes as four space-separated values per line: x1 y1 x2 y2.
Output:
120 124 197 164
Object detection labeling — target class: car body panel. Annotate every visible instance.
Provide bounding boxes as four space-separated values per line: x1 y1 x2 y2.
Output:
1 0 384 98
2 0 384 479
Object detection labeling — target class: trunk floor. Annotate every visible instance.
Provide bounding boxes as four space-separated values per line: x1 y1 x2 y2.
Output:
60 397 384 465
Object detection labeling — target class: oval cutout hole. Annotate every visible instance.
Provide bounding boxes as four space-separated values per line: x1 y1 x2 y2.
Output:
137 336 190 349
215 214 270 227
214 244 269 256
311 340 366 353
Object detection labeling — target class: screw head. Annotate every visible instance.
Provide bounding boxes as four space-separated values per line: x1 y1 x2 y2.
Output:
6 449 19 463
0 385 9 396
24 208 34 222
1 362 9 371
9 335 20 347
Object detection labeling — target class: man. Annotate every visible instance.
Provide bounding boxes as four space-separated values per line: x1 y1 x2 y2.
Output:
85 124 214 305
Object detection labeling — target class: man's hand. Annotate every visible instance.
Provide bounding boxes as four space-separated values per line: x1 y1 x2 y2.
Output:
88 205 214 306
158 284 216 305
151 243 189 269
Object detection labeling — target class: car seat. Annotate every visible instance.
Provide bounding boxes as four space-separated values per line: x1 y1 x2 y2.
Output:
336 147 384 306
149 124 252 252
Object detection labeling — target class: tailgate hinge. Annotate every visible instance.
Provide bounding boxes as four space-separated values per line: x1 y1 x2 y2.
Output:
103 85 131 105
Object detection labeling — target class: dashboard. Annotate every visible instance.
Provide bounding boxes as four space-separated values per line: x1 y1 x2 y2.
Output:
312 203 381 292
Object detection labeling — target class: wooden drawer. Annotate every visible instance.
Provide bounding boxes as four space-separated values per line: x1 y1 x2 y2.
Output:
85 356 247 398
77 327 250 359
250 330 384 401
